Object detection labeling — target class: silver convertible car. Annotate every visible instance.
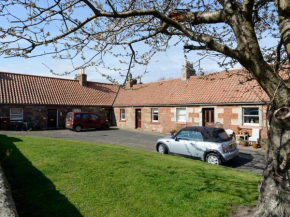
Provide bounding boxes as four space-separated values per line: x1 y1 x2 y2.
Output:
156 126 239 165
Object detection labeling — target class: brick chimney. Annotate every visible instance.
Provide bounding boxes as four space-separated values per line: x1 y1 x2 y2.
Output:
126 73 137 88
76 68 87 86
181 61 195 82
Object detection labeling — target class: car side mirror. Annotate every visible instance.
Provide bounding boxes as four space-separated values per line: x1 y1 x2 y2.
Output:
175 137 179 141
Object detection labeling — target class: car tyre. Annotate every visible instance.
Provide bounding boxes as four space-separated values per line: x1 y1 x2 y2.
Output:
158 144 168 154
75 125 82 132
206 153 221 165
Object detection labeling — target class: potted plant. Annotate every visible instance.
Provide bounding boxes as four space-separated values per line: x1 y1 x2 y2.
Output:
239 139 248 147
236 138 243 145
252 142 258 149
237 126 242 134
259 138 267 150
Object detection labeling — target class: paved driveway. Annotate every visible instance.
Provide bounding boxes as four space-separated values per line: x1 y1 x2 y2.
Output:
0 128 265 175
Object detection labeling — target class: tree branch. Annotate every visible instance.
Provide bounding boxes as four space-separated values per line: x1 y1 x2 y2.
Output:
168 10 226 24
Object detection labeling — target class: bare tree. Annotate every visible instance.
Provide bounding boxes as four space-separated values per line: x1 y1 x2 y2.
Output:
0 0 290 215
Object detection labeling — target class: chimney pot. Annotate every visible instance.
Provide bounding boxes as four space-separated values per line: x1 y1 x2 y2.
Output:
80 68 85 75
77 68 87 86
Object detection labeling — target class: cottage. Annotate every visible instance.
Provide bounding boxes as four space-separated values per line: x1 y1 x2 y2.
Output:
0 69 118 130
0 64 269 138
113 63 269 138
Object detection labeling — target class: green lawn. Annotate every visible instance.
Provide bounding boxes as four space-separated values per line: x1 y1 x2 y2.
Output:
0 135 259 217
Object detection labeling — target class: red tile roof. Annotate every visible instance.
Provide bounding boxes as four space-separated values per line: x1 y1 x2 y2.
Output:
114 69 269 106
0 72 118 106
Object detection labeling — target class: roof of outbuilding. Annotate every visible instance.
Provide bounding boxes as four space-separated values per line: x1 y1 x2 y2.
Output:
0 71 118 106
114 69 269 107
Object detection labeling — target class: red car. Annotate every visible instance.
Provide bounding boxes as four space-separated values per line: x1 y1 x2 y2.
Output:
66 112 110 132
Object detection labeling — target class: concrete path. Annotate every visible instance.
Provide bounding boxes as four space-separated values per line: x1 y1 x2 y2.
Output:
0 127 265 175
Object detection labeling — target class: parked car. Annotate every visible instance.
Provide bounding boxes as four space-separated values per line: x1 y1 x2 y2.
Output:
66 112 110 132
156 126 239 165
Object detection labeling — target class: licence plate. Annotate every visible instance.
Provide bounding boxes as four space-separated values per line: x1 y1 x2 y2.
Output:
229 144 235 149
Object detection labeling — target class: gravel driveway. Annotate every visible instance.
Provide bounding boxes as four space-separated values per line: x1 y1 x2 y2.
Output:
0 127 265 175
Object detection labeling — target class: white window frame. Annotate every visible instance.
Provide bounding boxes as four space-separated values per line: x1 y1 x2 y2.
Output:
120 109 126 120
243 107 260 126
151 108 159 122
176 108 186 122
10 108 23 121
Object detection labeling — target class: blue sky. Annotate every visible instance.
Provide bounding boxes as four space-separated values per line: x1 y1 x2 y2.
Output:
0 38 225 83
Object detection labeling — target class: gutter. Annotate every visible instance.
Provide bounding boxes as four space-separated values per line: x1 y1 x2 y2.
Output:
113 101 267 108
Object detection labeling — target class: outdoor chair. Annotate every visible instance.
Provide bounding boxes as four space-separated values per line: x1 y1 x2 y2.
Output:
248 128 260 144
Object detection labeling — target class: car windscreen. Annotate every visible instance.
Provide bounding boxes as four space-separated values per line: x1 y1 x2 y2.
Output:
201 129 232 142
66 113 72 121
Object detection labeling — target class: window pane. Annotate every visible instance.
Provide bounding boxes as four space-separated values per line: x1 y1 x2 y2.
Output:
120 109 125 120
152 108 158 114
152 109 158 122
81 114 89 119
244 116 259 124
11 115 22 119
243 107 259 124
177 108 186 122
196 132 203 141
177 108 186 115
177 115 186 122
11 108 22 115
244 108 259 116
72 108 81 112
91 114 97 120
10 109 23 120
177 130 191 139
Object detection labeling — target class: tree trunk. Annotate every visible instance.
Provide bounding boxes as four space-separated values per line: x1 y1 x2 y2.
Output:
275 0 290 61
253 105 290 217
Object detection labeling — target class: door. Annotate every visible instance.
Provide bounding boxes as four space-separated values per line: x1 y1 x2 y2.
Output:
135 109 141 128
170 130 196 156
89 114 101 129
202 108 215 127
47 109 57 128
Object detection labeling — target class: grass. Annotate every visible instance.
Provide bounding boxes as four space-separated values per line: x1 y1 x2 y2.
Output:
0 135 260 217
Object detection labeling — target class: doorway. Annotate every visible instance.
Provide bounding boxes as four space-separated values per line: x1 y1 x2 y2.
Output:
47 109 57 128
135 109 142 128
202 108 214 127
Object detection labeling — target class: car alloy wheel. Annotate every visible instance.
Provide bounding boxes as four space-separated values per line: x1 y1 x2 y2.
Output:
158 144 167 154
206 153 221 165
75 125 82 132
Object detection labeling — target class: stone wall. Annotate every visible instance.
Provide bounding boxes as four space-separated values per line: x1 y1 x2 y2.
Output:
114 105 268 138
0 166 18 217
0 105 113 129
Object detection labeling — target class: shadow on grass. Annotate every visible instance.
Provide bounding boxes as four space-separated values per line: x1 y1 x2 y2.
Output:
0 134 82 217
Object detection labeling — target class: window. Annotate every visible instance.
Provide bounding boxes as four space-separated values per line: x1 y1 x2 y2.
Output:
195 131 204 141
176 130 194 140
120 109 125 120
10 108 23 121
72 108 81 112
81 114 89 120
151 108 159 122
243 107 259 125
176 108 186 122
90 114 99 121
